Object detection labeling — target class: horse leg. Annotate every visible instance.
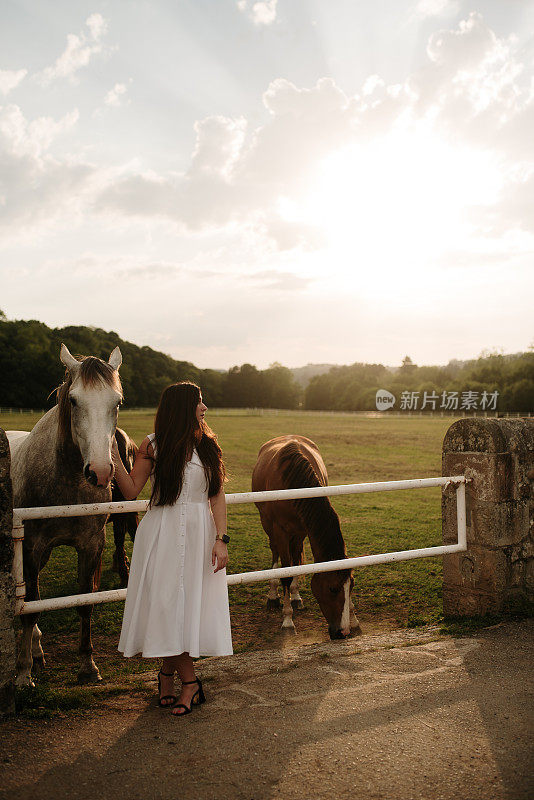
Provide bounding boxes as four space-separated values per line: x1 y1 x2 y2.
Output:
112 515 129 588
290 576 303 610
16 541 44 686
289 544 304 610
30 543 55 671
259 511 280 610
76 544 104 684
16 616 38 687
349 600 361 634
31 625 46 669
273 531 295 632
127 512 138 544
267 548 281 610
288 538 304 611
280 575 296 633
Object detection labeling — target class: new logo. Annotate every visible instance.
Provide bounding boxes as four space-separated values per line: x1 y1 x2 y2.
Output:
376 390 395 411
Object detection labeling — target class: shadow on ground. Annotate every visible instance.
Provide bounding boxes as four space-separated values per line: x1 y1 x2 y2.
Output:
1 620 532 800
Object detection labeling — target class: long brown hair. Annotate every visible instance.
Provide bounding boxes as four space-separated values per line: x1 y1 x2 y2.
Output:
150 382 225 506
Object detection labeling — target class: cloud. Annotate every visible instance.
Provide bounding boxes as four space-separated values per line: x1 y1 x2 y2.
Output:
0 69 27 96
244 269 312 291
237 0 278 26
477 172 534 236
104 82 128 107
191 115 247 178
97 76 354 247
413 10 526 132
426 11 503 70
416 0 459 18
95 11 534 248
0 104 95 237
85 12 107 40
3 12 533 256
36 14 109 86
0 104 79 158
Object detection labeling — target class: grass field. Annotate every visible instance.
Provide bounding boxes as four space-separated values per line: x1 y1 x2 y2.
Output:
3 409 466 702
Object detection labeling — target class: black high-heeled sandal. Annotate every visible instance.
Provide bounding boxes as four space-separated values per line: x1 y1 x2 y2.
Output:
171 678 206 716
157 670 177 707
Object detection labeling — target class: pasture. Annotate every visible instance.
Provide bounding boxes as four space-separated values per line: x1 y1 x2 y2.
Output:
2 409 461 690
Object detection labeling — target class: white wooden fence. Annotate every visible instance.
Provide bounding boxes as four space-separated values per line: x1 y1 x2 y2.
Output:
12 476 467 615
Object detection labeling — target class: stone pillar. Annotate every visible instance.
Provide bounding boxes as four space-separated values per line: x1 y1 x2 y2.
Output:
0 429 16 714
442 418 534 616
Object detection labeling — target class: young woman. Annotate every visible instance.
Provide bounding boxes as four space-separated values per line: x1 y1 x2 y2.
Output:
112 382 232 716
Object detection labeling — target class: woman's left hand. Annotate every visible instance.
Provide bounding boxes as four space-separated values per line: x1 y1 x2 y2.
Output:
212 540 228 573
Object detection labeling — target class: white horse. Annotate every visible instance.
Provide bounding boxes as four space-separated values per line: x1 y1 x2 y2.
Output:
8 344 122 686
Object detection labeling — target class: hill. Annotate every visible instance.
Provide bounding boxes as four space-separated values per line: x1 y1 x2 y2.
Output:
1 313 532 412
0 317 300 409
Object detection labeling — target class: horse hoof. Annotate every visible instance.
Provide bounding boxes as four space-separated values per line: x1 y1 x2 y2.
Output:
350 624 363 636
291 599 303 611
281 627 297 636
267 598 281 610
15 674 35 688
281 622 297 634
77 670 102 685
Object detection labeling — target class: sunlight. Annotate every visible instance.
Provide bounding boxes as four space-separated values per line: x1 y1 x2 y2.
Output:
281 128 503 293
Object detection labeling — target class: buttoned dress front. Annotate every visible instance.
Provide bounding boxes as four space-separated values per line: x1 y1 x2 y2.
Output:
118 434 233 659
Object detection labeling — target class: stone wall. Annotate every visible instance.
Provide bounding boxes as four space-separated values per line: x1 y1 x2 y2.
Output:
0 429 16 715
442 418 534 616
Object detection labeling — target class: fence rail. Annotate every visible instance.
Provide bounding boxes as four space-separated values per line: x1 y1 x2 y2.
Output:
12 476 467 615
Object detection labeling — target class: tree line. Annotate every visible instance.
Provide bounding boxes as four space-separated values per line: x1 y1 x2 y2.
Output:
305 354 534 412
0 316 300 409
0 314 532 412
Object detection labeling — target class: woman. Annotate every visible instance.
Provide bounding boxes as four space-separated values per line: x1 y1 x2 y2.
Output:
112 382 232 716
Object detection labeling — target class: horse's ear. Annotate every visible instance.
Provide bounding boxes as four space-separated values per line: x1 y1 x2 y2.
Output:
108 347 122 371
60 343 80 373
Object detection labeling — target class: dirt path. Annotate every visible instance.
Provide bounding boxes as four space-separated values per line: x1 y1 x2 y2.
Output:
1 619 533 800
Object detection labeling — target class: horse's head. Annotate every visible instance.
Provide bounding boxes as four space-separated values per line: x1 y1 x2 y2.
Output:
311 569 354 640
59 344 123 488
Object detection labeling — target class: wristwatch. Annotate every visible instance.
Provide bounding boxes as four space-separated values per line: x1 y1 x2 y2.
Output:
215 533 230 544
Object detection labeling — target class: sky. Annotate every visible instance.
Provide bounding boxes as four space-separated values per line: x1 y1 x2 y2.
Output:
1 0 533 370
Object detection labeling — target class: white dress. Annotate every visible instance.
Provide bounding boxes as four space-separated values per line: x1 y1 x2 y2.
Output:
118 434 233 659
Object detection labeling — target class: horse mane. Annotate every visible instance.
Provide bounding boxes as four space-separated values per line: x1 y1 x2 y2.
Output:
56 356 123 444
278 441 347 561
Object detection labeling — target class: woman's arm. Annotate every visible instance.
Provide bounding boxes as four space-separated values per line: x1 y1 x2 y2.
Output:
210 487 228 573
111 435 153 500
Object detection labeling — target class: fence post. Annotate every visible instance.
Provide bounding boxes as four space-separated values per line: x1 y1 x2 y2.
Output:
0 429 16 715
442 418 534 616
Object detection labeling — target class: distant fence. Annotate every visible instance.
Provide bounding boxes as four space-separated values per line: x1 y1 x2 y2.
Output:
0 407 530 418
0 409 46 415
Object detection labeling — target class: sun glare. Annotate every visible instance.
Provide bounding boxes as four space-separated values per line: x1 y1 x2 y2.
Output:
281 129 503 294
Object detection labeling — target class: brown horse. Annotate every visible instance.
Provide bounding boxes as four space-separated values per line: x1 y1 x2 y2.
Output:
8 344 122 686
111 427 138 587
252 435 360 639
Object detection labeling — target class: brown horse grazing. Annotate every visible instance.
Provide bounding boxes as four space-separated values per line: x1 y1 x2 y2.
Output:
7 344 122 686
252 435 360 640
111 427 138 587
